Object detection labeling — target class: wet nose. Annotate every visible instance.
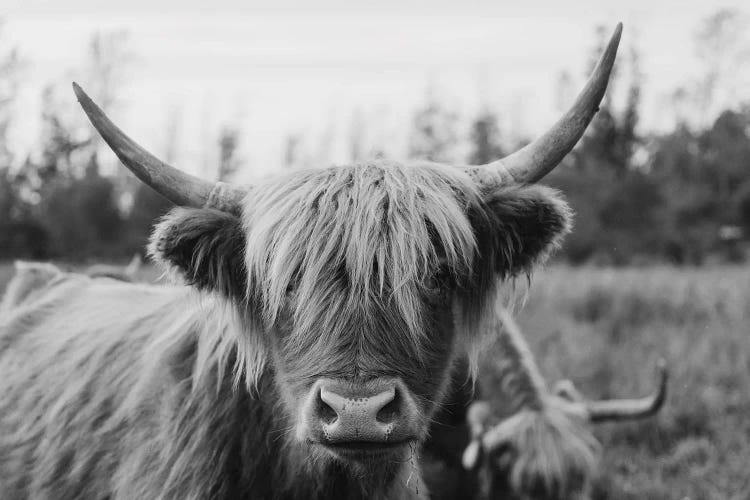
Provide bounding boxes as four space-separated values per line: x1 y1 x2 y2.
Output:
321 385 395 427
313 379 410 443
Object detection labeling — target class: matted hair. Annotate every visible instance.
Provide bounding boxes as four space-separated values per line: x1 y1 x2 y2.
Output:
247 163 479 315
150 160 571 388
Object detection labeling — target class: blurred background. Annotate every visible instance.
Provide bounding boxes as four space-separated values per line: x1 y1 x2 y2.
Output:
1 0 749 497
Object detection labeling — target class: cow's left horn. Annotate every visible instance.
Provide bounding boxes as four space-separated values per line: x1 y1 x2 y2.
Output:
72 83 247 212
586 358 668 422
467 23 622 184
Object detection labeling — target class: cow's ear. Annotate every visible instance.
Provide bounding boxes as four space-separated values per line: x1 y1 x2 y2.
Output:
149 207 247 299
479 185 572 277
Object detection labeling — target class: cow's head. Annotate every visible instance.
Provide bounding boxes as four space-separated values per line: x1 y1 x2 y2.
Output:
73 24 621 484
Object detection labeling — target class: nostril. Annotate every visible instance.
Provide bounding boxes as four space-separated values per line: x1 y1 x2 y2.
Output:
316 391 338 425
376 388 401 424
319 384 400 428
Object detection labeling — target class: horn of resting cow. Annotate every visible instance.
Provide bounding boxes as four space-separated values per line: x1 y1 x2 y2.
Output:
499 308 668 423
583 357 668 422
462 311 667 473
553 359 668 422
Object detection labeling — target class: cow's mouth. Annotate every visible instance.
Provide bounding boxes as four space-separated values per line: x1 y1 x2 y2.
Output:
317 439 413 460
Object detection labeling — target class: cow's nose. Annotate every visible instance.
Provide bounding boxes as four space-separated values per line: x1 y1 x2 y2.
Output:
320 385 395 425
313 379 412 443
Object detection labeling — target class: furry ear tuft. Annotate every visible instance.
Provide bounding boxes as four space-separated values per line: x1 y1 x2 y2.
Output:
479 185 572 277
149 208 247 299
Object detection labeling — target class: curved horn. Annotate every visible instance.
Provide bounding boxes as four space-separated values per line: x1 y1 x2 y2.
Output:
587 358 668 423
72 82 246 211
468 23 622 184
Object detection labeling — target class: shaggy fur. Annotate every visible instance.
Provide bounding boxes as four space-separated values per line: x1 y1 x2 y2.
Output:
0 160 572 499
476 405 599 500
463 309 600 500
0 261 62 313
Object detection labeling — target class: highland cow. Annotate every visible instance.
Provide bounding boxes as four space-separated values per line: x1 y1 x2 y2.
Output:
0 23 661 500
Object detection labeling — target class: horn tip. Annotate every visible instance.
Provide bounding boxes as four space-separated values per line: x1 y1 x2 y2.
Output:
651 357 669 411
612 22 623 45
656 357 669 387
593 22 623 80
655 357 668 380
72 82 91 105
605 23 623 54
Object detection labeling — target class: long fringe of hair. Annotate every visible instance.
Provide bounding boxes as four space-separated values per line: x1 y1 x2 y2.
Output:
149 160 571 391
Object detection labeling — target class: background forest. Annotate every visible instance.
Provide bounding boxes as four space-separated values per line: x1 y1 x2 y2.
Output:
1 9 750 266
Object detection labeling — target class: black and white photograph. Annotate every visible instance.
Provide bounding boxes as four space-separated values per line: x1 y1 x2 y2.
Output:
0 1 748 498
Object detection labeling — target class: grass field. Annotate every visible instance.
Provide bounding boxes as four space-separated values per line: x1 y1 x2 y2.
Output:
1 262 748 498
505 266 750 499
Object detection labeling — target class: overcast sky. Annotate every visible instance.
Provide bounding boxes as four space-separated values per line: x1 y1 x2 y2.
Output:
2 0 749 178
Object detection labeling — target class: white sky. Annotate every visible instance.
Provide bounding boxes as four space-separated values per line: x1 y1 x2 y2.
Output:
2 0 749 179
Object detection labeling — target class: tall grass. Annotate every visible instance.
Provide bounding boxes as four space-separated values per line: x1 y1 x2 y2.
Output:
494 266 750 499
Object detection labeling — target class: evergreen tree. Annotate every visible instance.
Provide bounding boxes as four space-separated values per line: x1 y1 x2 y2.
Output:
409 93 459 163
468 110 503 164
217 125 241 182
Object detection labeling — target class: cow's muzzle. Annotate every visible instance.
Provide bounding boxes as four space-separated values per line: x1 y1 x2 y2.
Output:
301 377 420 459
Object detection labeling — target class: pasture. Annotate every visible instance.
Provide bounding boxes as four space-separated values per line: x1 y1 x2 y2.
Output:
1 262 747 499
498 266 750 499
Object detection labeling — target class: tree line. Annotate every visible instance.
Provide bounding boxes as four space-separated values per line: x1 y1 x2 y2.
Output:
1 11 749 265
403 11 750 265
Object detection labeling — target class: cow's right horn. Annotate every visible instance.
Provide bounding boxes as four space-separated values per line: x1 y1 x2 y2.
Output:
73 83 247 213
466 23 622 185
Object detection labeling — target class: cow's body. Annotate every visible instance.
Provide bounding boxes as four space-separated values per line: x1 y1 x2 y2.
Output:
0 270 446 499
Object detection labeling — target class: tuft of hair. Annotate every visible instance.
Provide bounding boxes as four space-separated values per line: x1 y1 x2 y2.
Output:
141 293 268 392
478 400 600 500
148 207 267 390
148 208 248 300
242 161 483 354
476 184 573 280
460 185 572 381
